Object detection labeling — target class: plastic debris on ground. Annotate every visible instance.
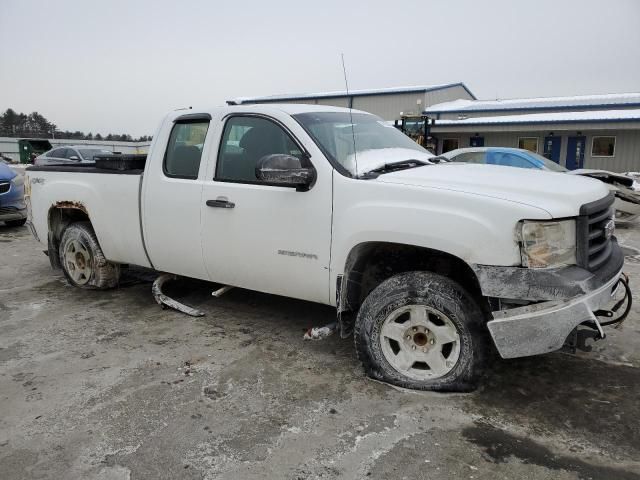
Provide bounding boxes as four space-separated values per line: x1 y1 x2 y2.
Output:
303 322 337 341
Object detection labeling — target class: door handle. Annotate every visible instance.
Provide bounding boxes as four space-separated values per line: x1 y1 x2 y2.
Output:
206 199 235 209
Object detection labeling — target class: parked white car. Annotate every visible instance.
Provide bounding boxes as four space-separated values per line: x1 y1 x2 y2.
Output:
438 147 640 224
24 105 630 391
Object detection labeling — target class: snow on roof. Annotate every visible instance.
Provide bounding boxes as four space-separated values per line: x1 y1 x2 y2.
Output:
230 82 473 104
425 92 640 113
432 109 640 127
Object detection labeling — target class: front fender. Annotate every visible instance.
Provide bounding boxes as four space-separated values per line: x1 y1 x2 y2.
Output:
330 175 550 306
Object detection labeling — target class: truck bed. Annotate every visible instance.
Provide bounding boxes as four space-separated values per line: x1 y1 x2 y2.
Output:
26 164 151 268
27 154 146 175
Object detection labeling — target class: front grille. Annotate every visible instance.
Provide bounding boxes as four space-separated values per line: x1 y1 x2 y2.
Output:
0 181 10 194
577 192 615 272
0 207 19 215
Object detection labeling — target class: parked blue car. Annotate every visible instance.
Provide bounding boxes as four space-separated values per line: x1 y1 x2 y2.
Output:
0 161 27 227
437 147 567 172
437 146 640 224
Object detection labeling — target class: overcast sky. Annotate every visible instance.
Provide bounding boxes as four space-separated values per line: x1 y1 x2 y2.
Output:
1 0 639 137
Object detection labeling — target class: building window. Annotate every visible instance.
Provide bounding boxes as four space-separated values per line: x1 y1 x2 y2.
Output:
518 137 539 153
442 138 459 153
592 136 616 157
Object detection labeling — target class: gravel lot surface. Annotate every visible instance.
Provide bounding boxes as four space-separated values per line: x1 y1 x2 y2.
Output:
1 223 639 479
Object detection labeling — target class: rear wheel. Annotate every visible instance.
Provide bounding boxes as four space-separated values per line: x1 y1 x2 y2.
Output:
5 218 26 227
354 271 488 391
58 222 120 289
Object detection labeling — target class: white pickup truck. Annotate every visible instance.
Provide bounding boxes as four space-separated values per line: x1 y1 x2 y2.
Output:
25 104 630 391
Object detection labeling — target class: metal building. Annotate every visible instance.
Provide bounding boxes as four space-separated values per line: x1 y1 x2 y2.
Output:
228 83 476 121
425 93 640 172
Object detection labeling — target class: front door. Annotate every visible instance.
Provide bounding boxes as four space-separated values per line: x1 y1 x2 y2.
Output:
470 136 484 147
543 136 561 163
566 136 586 170
200 114 332 304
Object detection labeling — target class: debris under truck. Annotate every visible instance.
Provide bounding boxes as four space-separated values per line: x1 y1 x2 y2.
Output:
24 104 631 391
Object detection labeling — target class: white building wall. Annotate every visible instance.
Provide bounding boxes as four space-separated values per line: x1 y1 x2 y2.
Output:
424 85 475 109
244 86 474 121
316 97 350 108
353 93 426 119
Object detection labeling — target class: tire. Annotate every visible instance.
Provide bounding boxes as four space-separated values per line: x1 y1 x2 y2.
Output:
354 271 488 392
58 221 120 289
5 218 26 227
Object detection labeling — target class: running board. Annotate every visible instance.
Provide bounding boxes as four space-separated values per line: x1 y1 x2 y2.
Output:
152 273 205 317
212 285 234 297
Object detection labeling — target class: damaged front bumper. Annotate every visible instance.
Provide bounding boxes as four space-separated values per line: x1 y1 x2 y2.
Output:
474 241 629 359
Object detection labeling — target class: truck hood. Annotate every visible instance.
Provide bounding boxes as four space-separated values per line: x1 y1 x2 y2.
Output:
375 163 610 218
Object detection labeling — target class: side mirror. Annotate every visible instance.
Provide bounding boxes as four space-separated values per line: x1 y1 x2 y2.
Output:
69 155 80 161
255 154 315 190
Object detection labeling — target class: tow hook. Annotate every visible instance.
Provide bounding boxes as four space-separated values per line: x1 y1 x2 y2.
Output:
564 319 605 353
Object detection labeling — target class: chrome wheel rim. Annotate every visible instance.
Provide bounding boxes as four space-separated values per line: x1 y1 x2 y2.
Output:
64 239 92 285
379 305 461 381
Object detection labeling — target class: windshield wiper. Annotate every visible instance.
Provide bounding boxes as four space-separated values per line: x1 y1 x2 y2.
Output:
360 159 429 179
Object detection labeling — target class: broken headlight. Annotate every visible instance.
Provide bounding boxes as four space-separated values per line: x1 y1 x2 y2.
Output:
518 220 576 268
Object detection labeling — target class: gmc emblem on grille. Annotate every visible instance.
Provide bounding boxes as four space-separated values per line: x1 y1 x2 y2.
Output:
604 219 615 239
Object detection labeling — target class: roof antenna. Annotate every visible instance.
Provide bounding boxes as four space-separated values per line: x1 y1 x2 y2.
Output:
341 53 358 177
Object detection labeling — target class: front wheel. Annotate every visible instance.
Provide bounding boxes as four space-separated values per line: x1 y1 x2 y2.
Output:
354 271 488 392
58 222 120 289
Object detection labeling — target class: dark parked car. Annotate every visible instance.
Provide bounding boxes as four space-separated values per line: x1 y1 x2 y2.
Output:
35 146 113 166
0 162 26 226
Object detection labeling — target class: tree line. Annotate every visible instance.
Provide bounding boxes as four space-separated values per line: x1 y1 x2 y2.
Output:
0 108 152 142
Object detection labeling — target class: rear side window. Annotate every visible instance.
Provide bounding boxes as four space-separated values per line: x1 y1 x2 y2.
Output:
164 121 209 179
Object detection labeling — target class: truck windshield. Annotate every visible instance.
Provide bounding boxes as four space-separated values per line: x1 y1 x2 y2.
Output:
293 112 433 177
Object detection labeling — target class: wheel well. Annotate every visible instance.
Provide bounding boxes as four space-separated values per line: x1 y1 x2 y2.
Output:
340 242 485 314
47 203 91 269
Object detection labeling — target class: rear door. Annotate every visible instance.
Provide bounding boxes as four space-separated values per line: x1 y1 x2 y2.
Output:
199 113 332 304
142 114 212 280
